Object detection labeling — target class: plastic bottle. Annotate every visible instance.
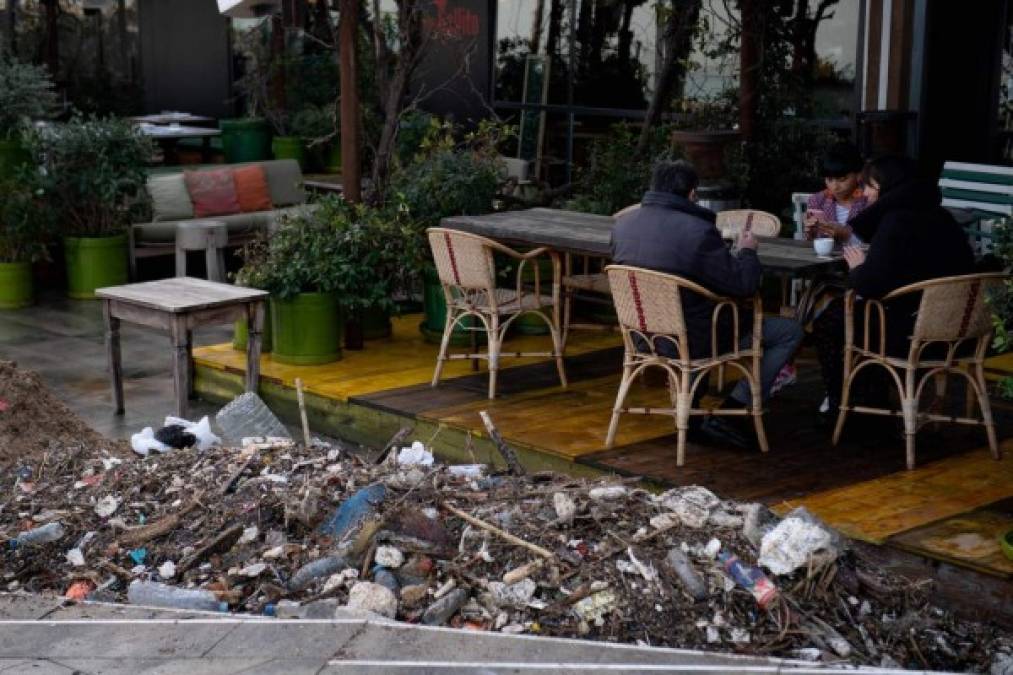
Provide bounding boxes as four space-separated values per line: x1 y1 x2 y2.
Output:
372 566 400 594
421 588 468 626
127 580 228 612
9 522 65 550
318 484 386 540
664 548 709 601
215 392 290 442
717 549 778 609
287 555 348 591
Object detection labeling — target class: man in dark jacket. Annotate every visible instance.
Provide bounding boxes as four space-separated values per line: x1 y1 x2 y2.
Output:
610 160 803 447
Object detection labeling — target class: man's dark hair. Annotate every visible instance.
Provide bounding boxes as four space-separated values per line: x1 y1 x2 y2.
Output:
651 159 699 198
820 143 863 178
862 154 917 195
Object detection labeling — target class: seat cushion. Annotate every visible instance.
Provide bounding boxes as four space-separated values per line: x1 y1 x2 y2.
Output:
233 165 273 213
184 168 240 217
261 159 306 206
147 174 194 222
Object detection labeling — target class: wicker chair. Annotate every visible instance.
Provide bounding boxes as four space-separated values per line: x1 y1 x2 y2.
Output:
559 204 640 348
832 273 1007 470
427 228 567 399
604 264 769 465
715 209 782 238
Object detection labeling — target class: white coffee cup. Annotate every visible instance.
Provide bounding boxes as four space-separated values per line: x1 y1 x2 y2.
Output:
814 237 834 257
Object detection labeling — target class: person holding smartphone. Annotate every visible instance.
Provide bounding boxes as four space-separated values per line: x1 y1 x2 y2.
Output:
803 143 869 244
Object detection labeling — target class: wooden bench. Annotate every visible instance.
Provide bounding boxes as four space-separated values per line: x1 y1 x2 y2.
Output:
938 161 1013 254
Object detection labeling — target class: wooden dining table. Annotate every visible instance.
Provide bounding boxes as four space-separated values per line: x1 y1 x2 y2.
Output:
442 207 846 319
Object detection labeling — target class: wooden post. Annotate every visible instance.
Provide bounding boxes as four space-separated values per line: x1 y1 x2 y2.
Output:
339 0 361 203
739 0 762 142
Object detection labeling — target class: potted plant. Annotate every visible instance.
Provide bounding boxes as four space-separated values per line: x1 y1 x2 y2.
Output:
222 27 274 163
0 57 58 179
389 118 507 344
231 236 273 353
0 172 52 309
670 94 741 181
31 117 153 298
291 104 336 173
247 201 348 365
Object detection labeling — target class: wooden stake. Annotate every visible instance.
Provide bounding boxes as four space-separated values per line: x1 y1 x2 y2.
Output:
373 426 413 464
441 501 553 559
478 410 525 476
295 378 311 448
503 558 544 584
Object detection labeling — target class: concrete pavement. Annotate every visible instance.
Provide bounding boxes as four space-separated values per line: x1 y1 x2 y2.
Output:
0 594 937 675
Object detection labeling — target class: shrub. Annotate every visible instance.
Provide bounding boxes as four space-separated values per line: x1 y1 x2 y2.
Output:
0 173 52 263
0 58 58 140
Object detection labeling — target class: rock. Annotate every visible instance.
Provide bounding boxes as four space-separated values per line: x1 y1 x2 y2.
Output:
374 545 404 568
553 492 576 524
400 584 429 607
589 486 627 501
346 581 397 619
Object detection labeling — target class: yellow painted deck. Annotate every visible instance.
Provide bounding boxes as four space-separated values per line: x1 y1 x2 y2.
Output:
194 314 1013 579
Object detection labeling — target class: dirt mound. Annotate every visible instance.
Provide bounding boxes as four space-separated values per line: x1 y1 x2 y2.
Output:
0 360 128 468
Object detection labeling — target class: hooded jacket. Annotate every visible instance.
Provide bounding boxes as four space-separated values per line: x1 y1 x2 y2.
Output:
610 190 762 357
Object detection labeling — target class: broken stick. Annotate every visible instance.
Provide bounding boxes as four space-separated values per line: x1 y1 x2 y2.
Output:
373 426 413 465
478 410 525 476
441 501 553 559
295 378 311 448
118 496 202 548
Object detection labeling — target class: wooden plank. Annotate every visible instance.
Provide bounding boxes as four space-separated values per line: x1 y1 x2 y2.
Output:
96 278 267 313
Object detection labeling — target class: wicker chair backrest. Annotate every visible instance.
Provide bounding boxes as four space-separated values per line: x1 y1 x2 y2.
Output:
716 209 781 238
910 274 1005 342
428 229 495 291
606 265 688 338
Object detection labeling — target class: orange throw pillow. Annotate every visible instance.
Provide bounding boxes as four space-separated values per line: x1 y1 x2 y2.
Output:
184 168 240 217
232 165 274 213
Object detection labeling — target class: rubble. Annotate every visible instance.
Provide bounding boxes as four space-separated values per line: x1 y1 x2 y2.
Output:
0 360 1008 670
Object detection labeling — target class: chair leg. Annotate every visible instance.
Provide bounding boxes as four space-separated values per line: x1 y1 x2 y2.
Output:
562 287 574 351
605 363 635 449
749 363 769 453
902 367 918 470
831 366 854 446
431 310 456 388
716 364 725 392
487 316 501 400
973 362 1000 460
548 309 568 389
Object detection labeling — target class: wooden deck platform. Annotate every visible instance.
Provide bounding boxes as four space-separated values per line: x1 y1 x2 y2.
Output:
193 313 1013 583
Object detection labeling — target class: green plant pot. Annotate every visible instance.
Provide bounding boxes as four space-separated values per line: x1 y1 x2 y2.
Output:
232 302 273 353
63 234 128 300
271 136 306 171
0 261 33 309
220 118 272 164
1001 528 1013 562
420 266 482 346
0 138 30 180
271 292 343 365
324 143 342 174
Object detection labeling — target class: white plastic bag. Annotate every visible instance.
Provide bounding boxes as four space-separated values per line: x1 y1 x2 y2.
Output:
163 415 221 451
130 427 171 457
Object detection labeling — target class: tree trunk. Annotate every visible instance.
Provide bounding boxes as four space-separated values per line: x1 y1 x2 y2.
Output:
369 0 423 200
636 0 702 154
530 0 546 54
618 0 634 66
340 0 361 202
546 0 564 60
739 0 764 141
43 0 58 79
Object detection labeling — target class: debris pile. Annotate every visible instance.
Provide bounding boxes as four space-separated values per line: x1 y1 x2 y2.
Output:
1 433 1008 672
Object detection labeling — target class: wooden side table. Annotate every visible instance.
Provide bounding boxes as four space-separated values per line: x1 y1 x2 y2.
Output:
96 277 269 418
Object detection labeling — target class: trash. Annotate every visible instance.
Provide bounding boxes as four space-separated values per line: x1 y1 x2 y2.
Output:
130 427 172 457
288 555 348 592
153 425 196 450
94 495 120 518
374 545 404 568
238 526 259 545
318 484 386 540
65 580 95 601
433 578 456 599
703 538 722 559
553 492 577 524
65 548 85 567
758 507 841 576
422 588 468 625
448 464 486 478
573 590 617 625
488 578 537 607
588 486 627 501
127 580 228 612
372 567 400 594
717 549 778 609
400 584 428 607
663 547 708 601
397 441 434 467
215 392 290 442
240 562 268 577
9 522 65 549
740 503 780 548
346 581 397 619
275 598 340 619
129 548 147 565
657 486 721 528
158 561 176 579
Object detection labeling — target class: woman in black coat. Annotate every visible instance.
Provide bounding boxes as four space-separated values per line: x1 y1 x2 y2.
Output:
813 155 975 414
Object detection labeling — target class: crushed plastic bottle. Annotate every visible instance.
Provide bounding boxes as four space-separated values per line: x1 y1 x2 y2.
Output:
127 580 228 612
9 522 65 550
288 555 348 591
717 549 778 609
215 392 290 442
421 588 468 625
372 566 400 594
664 547 709 601
318 484 386 540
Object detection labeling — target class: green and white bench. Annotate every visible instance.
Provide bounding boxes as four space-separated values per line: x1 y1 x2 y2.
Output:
939 161 1013 254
